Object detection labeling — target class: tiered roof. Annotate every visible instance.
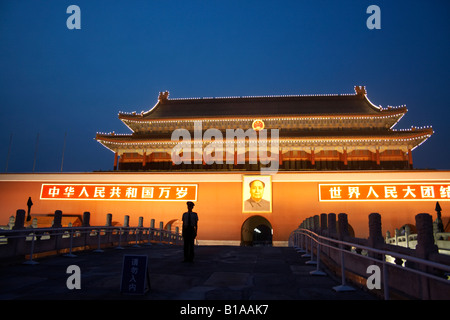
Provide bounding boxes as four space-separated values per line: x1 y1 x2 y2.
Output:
96 86 433 154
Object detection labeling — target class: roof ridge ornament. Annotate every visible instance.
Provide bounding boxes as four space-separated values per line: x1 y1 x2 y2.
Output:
354 86 367 96
158 91 169 102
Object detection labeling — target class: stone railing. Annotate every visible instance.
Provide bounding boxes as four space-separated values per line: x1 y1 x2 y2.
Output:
289 212 450 300
385 226 450 256
0 209 182 264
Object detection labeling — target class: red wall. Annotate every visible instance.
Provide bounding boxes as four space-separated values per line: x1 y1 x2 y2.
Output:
1 171 449 244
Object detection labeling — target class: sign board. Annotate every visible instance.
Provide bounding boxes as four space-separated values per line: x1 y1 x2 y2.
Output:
319 182 450 202
40 183 197 201
120 255 150 295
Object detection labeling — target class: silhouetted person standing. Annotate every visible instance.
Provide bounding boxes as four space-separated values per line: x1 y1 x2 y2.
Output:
26 197 33 222
182 201 198 262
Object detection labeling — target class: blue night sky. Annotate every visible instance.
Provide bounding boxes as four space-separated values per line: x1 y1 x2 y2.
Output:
0 0 449 172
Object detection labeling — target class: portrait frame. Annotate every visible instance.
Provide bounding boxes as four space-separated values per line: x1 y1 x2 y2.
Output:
242 175 272 213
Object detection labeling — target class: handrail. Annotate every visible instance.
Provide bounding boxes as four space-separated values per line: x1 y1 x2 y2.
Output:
290 228 450 300
300 228 450 273
0 225 181 236
0 225 183 264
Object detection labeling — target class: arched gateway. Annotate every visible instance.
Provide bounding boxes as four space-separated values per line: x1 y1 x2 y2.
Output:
241 215 273 246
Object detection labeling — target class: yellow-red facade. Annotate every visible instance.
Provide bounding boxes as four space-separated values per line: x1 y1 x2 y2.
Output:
1 171 449 245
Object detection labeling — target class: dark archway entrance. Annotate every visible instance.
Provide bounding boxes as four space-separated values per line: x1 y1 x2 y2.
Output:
241 215 272 246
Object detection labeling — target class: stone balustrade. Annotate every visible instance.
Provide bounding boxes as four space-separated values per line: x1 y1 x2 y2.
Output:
0 209 182 263
291 212 450 299
385 226 450 256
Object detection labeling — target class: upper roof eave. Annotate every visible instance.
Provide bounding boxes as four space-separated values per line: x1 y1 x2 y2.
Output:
95 127 433 144
118 106 408 123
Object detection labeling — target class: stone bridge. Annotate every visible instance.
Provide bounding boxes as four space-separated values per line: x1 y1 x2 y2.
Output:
290 212 450 299
0 209 449 301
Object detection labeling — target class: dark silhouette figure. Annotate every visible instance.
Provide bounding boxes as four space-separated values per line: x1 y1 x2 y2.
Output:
26 197 33 222
182 201 198 262
435 201 444 232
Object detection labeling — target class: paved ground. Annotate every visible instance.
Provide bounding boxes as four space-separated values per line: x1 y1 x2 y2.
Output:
0 244 377 302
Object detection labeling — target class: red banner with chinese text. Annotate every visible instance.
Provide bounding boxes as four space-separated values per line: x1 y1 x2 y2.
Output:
319 183 450 201
40 184 197 201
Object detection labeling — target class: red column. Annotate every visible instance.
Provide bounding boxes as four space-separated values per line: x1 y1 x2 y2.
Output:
142 152 147 168
171 150 176 166
343 149 348 166
408 148 413 169
279 151 283 166
376 149 380 166
310 149 315 166
113 152 118 170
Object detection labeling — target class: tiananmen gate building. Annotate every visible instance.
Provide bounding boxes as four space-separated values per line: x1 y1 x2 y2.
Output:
1 86 448 246
96 86 432 172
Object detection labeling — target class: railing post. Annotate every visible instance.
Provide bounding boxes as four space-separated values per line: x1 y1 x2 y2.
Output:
405 225 410 248
368 212 388 299
105 213 112 227
326 213 337 257
11 209 26 257
301 222 311 258
82 212 90 227
368 213 384 259
166 224 172 245
327 213 337 238
64 227 77 258
93 227 104 253
116 227 124 249
306 232 316 265
81 212 90 248
149 219 156 243
133 226 141 248
320 213 327 235
53 210 62 228
337 213 349 240
133 217 144 247
23 230 39 265
382 262 389 300
12 209 25 230
159 221 164 244
415 213 438 299
415 213 439 259
332 243 355 292
301 230 307 252
176 231 180 245
312 215 319 233
123 215 130 246
52 210 63 251
333 213 355 292
12 209 37 265
105 213 113 246
305 215 320 265
385 230 391 243
124 215 130 228
145 221 153 246
8 215 15 229
295 229 305 253
310 240 326 276
301 231 308 255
